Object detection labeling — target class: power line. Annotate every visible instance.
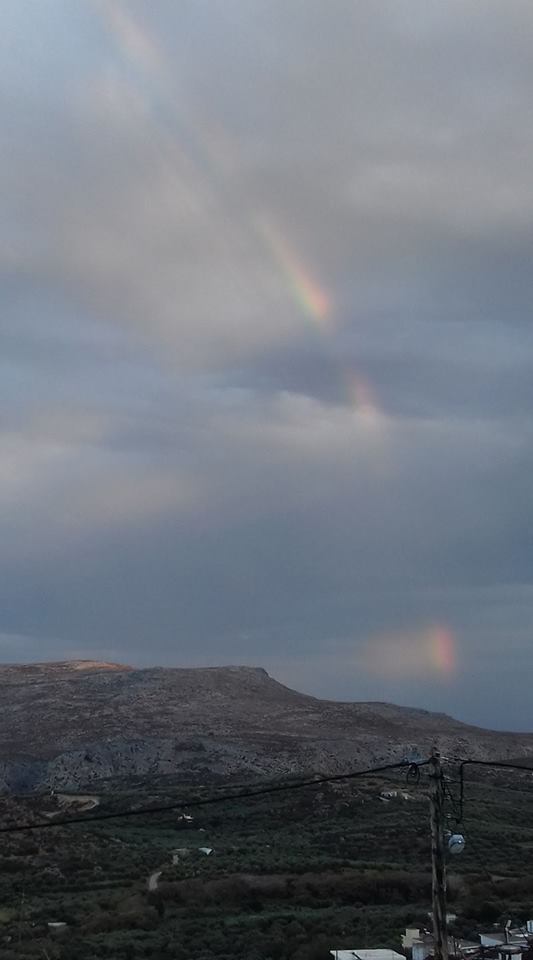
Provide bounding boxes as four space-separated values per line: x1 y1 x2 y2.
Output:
1 753 530 837
453 757 533 921
427 755 533 960
0 758 429 835
458 759 533 824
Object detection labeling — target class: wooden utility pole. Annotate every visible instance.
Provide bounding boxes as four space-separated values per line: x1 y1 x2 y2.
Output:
429 748 449 960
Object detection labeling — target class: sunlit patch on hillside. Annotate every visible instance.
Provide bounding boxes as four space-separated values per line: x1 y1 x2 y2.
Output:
68 660 128 671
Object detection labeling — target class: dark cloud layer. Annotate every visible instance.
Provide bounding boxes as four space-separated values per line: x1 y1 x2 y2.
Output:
1 0 533 730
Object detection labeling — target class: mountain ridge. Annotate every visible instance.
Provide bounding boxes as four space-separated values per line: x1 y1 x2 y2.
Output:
0 660 531 793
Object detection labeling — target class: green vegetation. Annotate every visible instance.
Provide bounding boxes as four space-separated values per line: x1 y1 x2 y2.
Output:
0 767 532 959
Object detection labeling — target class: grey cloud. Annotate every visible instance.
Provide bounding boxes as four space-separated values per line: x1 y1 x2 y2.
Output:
1 0 533 729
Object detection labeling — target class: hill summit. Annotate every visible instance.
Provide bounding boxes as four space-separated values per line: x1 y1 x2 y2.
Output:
0 660 531 793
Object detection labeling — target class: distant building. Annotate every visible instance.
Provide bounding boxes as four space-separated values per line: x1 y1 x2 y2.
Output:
403 923 533 960
402 928 477 960
426 914 457 926
498 946 523 960
412 936 431 960
479 930 530 949
403 929 425 951
447 940 479 958
480 934 509 948
331 950 405 960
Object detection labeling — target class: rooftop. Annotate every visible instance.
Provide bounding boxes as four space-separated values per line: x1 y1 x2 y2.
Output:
331 951 405 960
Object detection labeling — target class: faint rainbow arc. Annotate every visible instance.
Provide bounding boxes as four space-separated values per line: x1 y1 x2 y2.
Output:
429 625 457 675
96 1 384 423
254 216 385 422
254 216 332 331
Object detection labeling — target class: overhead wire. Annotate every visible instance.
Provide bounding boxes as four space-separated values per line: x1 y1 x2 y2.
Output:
0 758 430 835
457 759 533 825
1 755 531 837
452 757 533 925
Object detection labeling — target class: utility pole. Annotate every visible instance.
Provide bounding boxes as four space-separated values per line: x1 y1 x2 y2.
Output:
429 748 448 960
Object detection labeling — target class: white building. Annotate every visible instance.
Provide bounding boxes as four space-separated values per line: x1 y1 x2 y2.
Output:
412 938 431 960
497 946 522 960
331 950 405 960
479 931 529 949
403 929 424 951
403 928 478 960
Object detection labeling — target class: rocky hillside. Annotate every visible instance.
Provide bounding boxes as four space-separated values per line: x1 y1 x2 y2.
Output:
0 660 532 793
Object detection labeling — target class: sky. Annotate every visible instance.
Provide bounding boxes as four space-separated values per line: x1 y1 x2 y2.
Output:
1 0 533 731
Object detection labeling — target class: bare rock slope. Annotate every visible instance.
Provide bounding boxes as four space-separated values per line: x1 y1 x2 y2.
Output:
0 660 531 793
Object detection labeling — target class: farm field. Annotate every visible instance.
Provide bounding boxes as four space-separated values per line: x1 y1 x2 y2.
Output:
0 765 532 959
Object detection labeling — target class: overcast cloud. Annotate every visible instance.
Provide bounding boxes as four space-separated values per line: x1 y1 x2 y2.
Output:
1 0 533 730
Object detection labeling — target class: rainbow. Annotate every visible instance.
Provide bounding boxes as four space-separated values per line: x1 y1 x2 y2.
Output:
255 216 332 329
429 625 457 675
255 216 385 421
96 2 385 426
97 0 161 76
343 370 383 422
361 622 458 680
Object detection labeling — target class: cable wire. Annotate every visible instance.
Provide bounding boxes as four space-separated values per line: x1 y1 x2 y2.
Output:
458 759 533 824
2 754 530 836
0 758 430 835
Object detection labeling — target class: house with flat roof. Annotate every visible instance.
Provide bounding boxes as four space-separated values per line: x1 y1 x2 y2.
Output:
479 931 530 949
402 928 478 960
330 950 405 960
